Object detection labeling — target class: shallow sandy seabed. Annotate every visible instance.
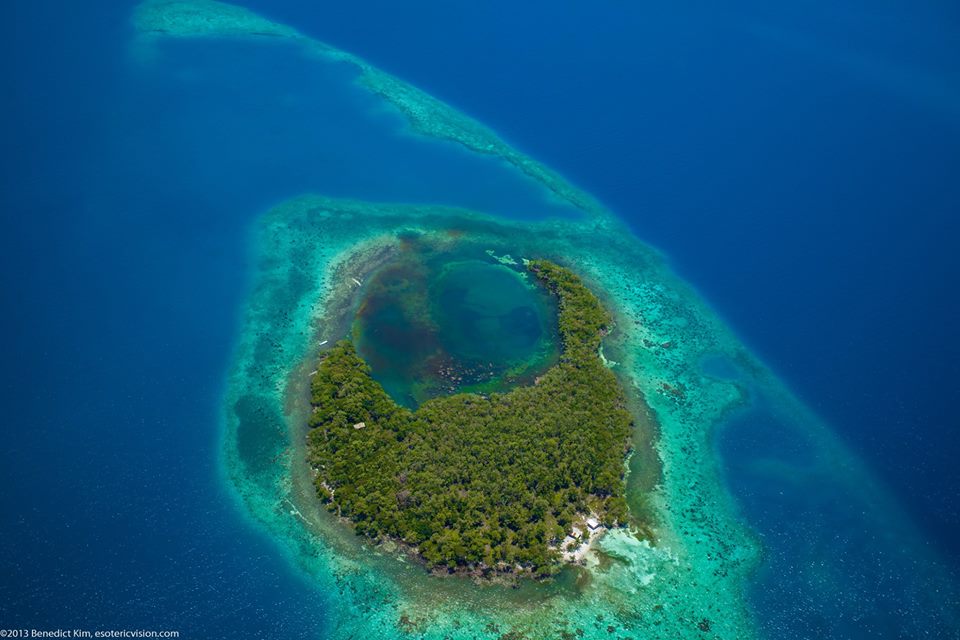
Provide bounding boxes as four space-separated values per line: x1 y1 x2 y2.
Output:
133 2 958 638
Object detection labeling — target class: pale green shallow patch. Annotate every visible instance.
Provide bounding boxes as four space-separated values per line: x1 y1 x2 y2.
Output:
132 2 957 638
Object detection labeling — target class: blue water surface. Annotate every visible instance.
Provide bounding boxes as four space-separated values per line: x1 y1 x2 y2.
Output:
0 1 575 634
1 1 326 636
2 0 958 637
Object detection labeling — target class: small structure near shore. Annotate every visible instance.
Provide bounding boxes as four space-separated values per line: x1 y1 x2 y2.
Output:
554 515 610 564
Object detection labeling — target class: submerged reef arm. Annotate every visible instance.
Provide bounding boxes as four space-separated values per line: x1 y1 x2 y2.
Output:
306 261 633 577
132 0 605 216
133 0 301 39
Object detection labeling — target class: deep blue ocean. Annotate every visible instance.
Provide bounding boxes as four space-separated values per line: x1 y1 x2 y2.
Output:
2 0 958 637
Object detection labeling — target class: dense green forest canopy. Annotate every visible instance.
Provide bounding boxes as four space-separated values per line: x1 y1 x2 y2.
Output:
306 259 633 575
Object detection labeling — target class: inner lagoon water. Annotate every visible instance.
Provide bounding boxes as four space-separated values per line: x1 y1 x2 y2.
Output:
355 250 558 408
2 0 958 637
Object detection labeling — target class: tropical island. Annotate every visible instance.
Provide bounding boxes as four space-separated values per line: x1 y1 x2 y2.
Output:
126 0 865 635
306 260 634 577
